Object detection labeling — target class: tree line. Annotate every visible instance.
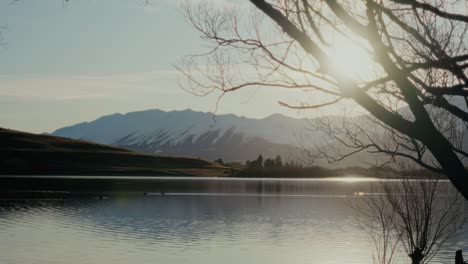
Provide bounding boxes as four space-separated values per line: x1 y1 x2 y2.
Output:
244 154 303 169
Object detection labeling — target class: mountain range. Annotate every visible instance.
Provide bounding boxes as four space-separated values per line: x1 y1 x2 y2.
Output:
53 108 464 168
44 96 468 169
52 109 325 163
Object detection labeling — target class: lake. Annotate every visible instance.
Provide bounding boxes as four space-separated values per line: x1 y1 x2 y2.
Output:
0 176 466 264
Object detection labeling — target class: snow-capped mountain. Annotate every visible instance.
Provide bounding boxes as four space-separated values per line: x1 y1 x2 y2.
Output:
52 109 322 162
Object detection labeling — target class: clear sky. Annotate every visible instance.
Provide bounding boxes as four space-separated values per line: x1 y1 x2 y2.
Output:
0 0 355 133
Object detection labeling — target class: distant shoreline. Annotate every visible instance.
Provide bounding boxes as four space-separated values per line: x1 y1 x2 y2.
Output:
1 128 445 180
0 172 444 179
0 175 450 200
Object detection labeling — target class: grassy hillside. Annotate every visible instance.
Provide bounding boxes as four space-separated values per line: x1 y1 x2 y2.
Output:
0 128 227 176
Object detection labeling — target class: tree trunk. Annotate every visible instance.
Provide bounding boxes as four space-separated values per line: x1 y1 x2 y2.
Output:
409 248 423 264
421 126 468 200
248 0 468 200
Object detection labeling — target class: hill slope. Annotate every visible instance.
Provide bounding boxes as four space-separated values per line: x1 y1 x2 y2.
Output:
0 129 226 176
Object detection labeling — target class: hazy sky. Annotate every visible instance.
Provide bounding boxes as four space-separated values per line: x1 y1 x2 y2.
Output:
0 0 355 133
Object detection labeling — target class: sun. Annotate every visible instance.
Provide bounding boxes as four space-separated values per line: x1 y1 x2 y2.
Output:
327 36 374 79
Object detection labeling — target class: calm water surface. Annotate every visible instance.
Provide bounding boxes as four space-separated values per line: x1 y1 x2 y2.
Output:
0 177 466 264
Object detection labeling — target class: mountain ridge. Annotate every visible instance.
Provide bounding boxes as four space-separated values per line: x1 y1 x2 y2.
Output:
52 109 321 162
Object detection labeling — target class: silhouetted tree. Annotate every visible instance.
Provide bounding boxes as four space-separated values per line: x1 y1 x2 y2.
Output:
214 158 224 165
264 158 275 168
180 1 468 199
274 155 283 168
255 154 264 168
356 164 467 264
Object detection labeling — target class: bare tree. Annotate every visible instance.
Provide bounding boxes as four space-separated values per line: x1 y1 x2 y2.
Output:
179 0 468 198
300 108 465 173
355 164 467 264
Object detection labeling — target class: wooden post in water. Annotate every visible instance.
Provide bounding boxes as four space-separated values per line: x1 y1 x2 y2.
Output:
456 250 465 264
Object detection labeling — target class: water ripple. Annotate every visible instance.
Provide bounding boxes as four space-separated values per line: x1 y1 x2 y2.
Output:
0 193 464 264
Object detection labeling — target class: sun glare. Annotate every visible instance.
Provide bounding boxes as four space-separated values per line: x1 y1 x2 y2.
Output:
339 176 378 183
328 36 373 78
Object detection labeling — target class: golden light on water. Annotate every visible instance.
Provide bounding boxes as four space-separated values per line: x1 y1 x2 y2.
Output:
354 192 366 196
342 176 377 183
325 176 378 183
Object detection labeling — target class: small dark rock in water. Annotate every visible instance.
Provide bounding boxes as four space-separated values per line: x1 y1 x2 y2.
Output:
143 192 147 195
99 196 104 199
161 192 165 195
